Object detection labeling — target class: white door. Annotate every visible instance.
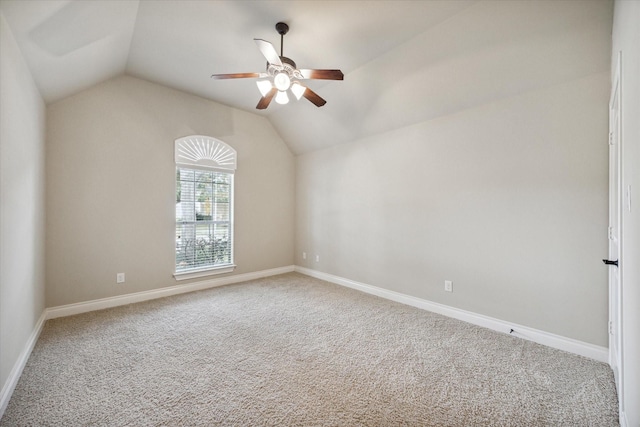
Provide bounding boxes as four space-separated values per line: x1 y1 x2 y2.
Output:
607 51 623 410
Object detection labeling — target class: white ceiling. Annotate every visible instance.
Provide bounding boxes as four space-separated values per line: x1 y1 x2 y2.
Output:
0 0 612 154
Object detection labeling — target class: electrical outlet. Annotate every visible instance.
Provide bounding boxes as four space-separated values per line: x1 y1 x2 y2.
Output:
302 252 307 260
315 255 320 262
116 273 125 284
444 280 453 292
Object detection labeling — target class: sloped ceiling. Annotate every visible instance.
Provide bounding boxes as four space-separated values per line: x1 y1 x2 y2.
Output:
0 0 612 154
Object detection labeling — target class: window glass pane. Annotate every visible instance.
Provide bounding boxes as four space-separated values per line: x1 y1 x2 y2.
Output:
214 203 229 222
177 179 195 222
176 165 233 272
196 183 213 221
212 223 231 264
195 170 212 183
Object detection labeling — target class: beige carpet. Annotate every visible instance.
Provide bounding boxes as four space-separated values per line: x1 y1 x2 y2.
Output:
1 273 618 426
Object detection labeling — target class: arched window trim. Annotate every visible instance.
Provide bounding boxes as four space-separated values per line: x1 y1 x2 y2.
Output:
174 135 237 173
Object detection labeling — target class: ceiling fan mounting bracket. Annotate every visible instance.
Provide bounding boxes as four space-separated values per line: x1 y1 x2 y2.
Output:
275 22 289 36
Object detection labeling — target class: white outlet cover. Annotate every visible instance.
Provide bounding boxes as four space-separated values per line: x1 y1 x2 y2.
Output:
117 273 125 283
444 280 453 292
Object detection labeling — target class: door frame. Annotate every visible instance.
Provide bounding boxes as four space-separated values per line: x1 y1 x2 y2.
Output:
608 50 624 415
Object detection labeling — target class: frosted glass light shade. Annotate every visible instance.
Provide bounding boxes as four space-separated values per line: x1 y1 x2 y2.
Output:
291 82 306 100
273 72 291 91
275 90 289 105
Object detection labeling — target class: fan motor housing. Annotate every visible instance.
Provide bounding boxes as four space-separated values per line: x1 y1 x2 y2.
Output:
267 56 302 80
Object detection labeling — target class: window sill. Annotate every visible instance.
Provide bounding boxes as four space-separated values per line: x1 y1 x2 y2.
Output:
173 265 236 281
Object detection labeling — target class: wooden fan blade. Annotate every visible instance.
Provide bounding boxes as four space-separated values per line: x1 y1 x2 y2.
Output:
299 69 344 80
302 87 327 107
254 39 283 67
256 88 278 110
211 72 266 79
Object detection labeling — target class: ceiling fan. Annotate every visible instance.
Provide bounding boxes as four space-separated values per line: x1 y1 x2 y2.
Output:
211 22 344 110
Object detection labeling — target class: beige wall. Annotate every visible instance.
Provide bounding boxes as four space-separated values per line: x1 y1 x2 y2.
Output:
0 13 46 396
296 73 610 346
612 1 640 425
295 0 612 349
45 75 294 307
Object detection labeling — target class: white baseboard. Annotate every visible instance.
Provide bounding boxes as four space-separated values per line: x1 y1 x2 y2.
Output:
619 411 628 427
46 265 295 320
295 266 608 363
0 311 46 419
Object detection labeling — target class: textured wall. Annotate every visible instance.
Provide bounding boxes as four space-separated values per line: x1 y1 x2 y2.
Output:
45 75 295 307
0 13 46 400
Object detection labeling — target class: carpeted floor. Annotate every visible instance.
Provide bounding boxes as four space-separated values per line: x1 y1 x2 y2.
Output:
1 273 618 426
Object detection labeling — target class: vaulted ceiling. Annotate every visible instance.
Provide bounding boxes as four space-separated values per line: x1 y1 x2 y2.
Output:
0 0 612 154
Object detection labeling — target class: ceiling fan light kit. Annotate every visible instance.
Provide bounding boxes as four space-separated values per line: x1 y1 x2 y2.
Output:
291 82 305 100
273 72 291 91
275 90 289 105
256 80 273 97
211 22 343 110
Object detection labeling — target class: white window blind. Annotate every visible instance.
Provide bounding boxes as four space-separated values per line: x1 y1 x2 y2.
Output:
174 136 236 276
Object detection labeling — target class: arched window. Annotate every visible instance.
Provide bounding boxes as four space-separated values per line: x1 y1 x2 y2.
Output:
174 136 236 279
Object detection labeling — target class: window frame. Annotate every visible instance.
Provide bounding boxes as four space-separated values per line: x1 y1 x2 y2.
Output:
173 136 237 280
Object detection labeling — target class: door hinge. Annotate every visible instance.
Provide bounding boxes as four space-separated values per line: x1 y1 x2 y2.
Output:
609 132 614 145
608 226 613 240
609 321 614 335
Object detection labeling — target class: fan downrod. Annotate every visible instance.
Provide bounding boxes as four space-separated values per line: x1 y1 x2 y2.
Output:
275 22 289 57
